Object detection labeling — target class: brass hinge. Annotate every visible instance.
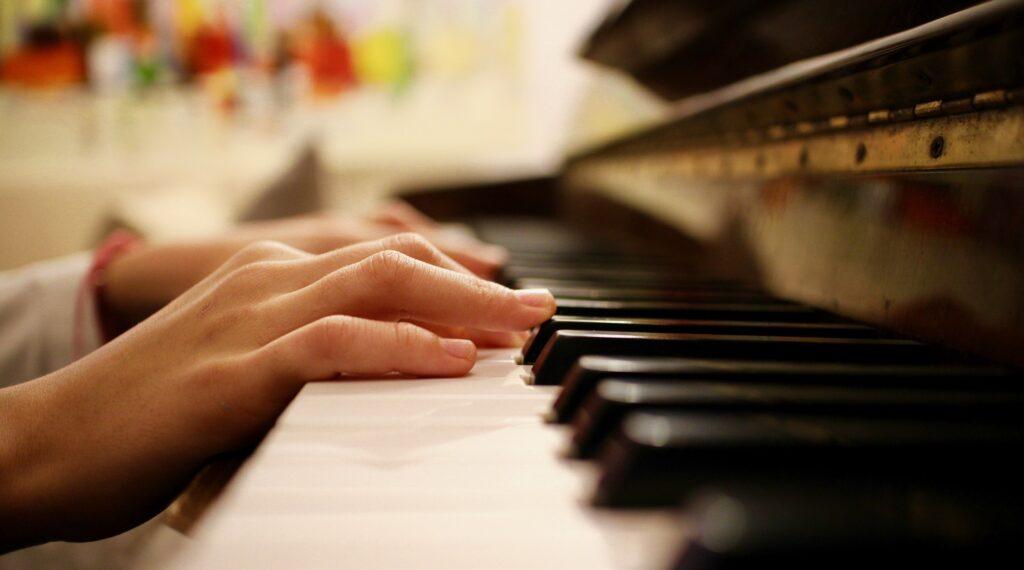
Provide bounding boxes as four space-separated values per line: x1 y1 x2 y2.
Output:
761 87 1022 141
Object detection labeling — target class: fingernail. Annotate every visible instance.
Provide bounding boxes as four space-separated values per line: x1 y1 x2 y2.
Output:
515 288 555 308
441 338 476 360
511 331 531 347
483 245 509 263
497 331 530 348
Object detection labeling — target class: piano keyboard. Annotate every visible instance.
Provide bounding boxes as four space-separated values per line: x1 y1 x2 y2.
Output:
167 219 1024 569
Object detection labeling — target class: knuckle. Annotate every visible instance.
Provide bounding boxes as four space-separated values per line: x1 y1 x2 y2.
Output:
392 321 424 347
224 240 304 271
466 275 505 313
237 240 290 262
311 316 357 360
226 260 280 290
363 250 415 286
387 232 434 258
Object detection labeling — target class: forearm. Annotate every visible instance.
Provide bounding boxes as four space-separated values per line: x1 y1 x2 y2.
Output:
0 364 211 550
0 376 70 551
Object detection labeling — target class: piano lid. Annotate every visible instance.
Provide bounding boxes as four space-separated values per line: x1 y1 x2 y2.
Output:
581 0 983 101
573 0 1024 161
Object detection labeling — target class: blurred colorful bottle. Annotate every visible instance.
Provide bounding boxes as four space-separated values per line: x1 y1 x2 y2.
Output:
187 16 234 76
293 11 355 97
1 24 84 89
353 26 413 93
132 30 162 88
90 0 139 36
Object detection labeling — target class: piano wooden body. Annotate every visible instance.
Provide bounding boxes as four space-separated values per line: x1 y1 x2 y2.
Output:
159 2 1024 568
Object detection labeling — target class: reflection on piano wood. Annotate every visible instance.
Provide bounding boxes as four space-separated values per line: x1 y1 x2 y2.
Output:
162 1 1024 568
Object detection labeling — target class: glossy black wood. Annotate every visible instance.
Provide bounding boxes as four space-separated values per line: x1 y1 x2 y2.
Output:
550 356 1015 424
522 316 884 364
530 331 960 386
570 379 1024 459
514 278 759 293
530 285 770 302
672 482 1024 569
593 411 1024 507
500 265 690 285
581 0 979 101
553 298 832 321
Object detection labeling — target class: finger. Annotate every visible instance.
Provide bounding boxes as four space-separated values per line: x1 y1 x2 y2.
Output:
370 201 507 277
256 316 477 384
372 200 439 231
188 240 310 299
407 321 529 348
327 221 505 280
219 240 310 273
287 251 555 332
294 233 474 290
432 239 508 279
236 215 414 257
264 233 474 297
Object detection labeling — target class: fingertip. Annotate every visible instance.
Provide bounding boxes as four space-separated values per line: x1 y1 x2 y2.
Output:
479 244 509 266
514 288 557 318
501 330 531 348
470 330 529 348
436 338 476 377
499 330 531 348
451 247 506 278
441 338 477 360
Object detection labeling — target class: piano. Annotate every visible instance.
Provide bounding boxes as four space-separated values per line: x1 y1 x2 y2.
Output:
158 1 1024 567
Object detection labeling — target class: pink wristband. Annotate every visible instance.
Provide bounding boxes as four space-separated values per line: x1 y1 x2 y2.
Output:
73 230 142 358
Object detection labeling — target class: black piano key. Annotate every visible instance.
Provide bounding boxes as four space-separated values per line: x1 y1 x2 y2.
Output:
553 298 833 321
503 256 675 270
538 285 772 302
500 264 691 285
550 357 1015 424
570 379 1024 459
521 316 884 364
504 247 665 259
529 331 958 386
672 483 1024 569
502 265 687 285
593 412 1024 507
515 277 759 293
510 272 747 288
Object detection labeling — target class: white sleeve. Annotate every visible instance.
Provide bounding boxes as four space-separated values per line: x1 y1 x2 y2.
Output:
0 253 104 389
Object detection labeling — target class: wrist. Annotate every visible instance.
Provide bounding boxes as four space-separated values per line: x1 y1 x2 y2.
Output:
104 240 238 322
84 231 143 342
102 243 155 324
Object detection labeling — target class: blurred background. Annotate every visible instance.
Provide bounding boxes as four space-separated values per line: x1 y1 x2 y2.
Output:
0 0 667 270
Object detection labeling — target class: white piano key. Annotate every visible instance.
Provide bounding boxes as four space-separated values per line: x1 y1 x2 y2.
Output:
159 349 684 569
